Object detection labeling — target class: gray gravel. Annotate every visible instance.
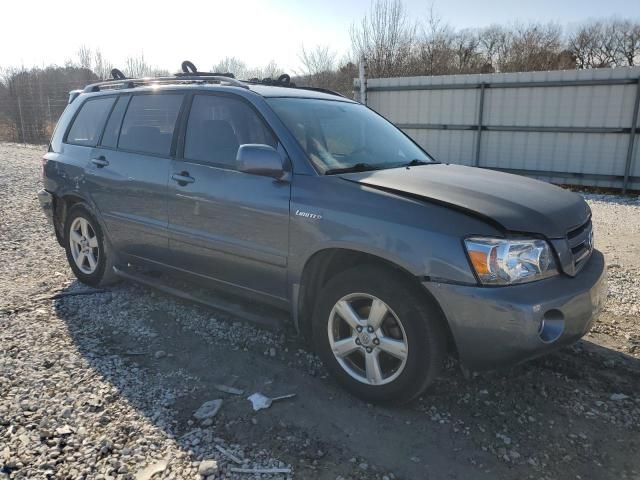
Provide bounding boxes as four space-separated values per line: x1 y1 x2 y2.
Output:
1 143 639 480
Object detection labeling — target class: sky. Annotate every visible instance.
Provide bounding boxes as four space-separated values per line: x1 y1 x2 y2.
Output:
1 0 639 74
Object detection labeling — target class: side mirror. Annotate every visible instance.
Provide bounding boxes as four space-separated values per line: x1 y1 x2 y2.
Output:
236 144 285 179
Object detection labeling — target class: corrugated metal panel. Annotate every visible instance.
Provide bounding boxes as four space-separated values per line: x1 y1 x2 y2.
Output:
364 67 640 191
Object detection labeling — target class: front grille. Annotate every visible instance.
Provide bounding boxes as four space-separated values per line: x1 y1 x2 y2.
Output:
567 219 593 273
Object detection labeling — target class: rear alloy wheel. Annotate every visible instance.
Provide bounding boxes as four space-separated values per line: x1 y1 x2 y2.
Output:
64 204 119 287
312 265 447 404
68 217 100 275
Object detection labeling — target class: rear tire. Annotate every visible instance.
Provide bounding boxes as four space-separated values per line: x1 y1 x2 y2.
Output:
312 265 446 405
63 204 119 287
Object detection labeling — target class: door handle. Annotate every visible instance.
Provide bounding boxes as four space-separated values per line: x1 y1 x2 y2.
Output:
171 171 195 186
91 156 109 168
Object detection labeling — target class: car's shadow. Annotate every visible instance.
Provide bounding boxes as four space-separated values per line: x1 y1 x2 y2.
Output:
54 279 640 480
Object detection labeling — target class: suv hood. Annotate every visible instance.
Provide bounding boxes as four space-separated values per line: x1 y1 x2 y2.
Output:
341 164 590 238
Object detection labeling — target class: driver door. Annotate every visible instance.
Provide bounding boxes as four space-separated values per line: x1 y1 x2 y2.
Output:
167 93 291 301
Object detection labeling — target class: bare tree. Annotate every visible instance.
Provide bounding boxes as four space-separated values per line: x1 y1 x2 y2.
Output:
478 25 510 72
212 57 249 78
499 23 569 72
350 0 416 77
298 44 336 76
411 6 456 76
452 29 483 73
125 53 151 78
77 46 92 70
297 44 337 88
92 49 113 80
568 19 640 69
616 20 640 66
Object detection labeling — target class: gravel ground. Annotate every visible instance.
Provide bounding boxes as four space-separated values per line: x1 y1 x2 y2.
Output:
1 143 639 480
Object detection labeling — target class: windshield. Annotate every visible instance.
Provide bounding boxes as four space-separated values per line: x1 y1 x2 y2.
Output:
266 98 432 174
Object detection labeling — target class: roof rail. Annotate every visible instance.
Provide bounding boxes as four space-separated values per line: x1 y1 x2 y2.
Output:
244 74 346 98
295 86 347 98
82 75 249 93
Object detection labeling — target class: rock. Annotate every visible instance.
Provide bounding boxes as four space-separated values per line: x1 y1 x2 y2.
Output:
193 399 223 421
610 393 629 401
56 425 73 436
198 460 218 476
269 347 277 357
154 350 167 359
135 460 168 480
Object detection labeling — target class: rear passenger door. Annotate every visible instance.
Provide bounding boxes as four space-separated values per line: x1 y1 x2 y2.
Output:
85 92 185 262
167 93 291 301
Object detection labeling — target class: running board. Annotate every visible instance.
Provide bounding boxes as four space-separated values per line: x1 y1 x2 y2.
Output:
113 266 285 331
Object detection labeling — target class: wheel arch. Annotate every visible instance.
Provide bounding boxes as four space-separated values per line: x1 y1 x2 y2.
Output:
296 247 457 356
54 192 113 248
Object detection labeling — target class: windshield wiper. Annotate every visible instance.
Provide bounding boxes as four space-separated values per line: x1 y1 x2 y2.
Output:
324 163 382 175
401 159 437 167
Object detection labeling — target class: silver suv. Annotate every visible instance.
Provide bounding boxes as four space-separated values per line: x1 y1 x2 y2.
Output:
38 66 607 404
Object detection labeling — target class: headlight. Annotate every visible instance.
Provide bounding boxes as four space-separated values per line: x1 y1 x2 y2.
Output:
464 237 558 285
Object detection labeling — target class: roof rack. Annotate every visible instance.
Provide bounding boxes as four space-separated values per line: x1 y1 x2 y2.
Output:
244 73 346 98
81 60 346 98
83 60 249 92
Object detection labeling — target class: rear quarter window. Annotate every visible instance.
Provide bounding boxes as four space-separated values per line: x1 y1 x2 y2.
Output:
100 96 130 148
65 97 115 147
118 94 183 156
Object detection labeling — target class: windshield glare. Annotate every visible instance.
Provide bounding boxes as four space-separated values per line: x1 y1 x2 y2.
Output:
266 98 431 173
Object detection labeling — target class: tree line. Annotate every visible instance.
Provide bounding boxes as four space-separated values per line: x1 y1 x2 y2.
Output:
1 0 639 144
297 1 640 92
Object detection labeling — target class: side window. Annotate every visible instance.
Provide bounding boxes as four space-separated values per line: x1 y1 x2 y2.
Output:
118 94 183 156
184 95 277 169
65 97 115 147
100 96 130 148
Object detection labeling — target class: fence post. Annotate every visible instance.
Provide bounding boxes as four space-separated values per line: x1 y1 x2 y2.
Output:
623 77 640 194
474 82 486 167
359 56 368 106
17 96 26 144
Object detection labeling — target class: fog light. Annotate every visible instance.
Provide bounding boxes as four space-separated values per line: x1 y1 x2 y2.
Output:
538 309 564 343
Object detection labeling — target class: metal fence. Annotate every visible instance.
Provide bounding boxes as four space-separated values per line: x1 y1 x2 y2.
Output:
356 67 640 192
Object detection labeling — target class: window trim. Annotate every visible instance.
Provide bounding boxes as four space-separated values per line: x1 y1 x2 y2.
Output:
176 91 287 171
114 91 187 159
63 95 117 148
97 94 131 150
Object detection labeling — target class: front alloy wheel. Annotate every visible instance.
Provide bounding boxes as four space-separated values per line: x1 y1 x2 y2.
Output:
328 294 408 385
312 265 446 404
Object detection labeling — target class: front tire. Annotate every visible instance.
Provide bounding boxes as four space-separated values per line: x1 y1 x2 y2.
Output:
312 265 446 404
64 204 119 287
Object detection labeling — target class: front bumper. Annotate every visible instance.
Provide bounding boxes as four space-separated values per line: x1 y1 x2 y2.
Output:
37 189 55 224
424 250 607 371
